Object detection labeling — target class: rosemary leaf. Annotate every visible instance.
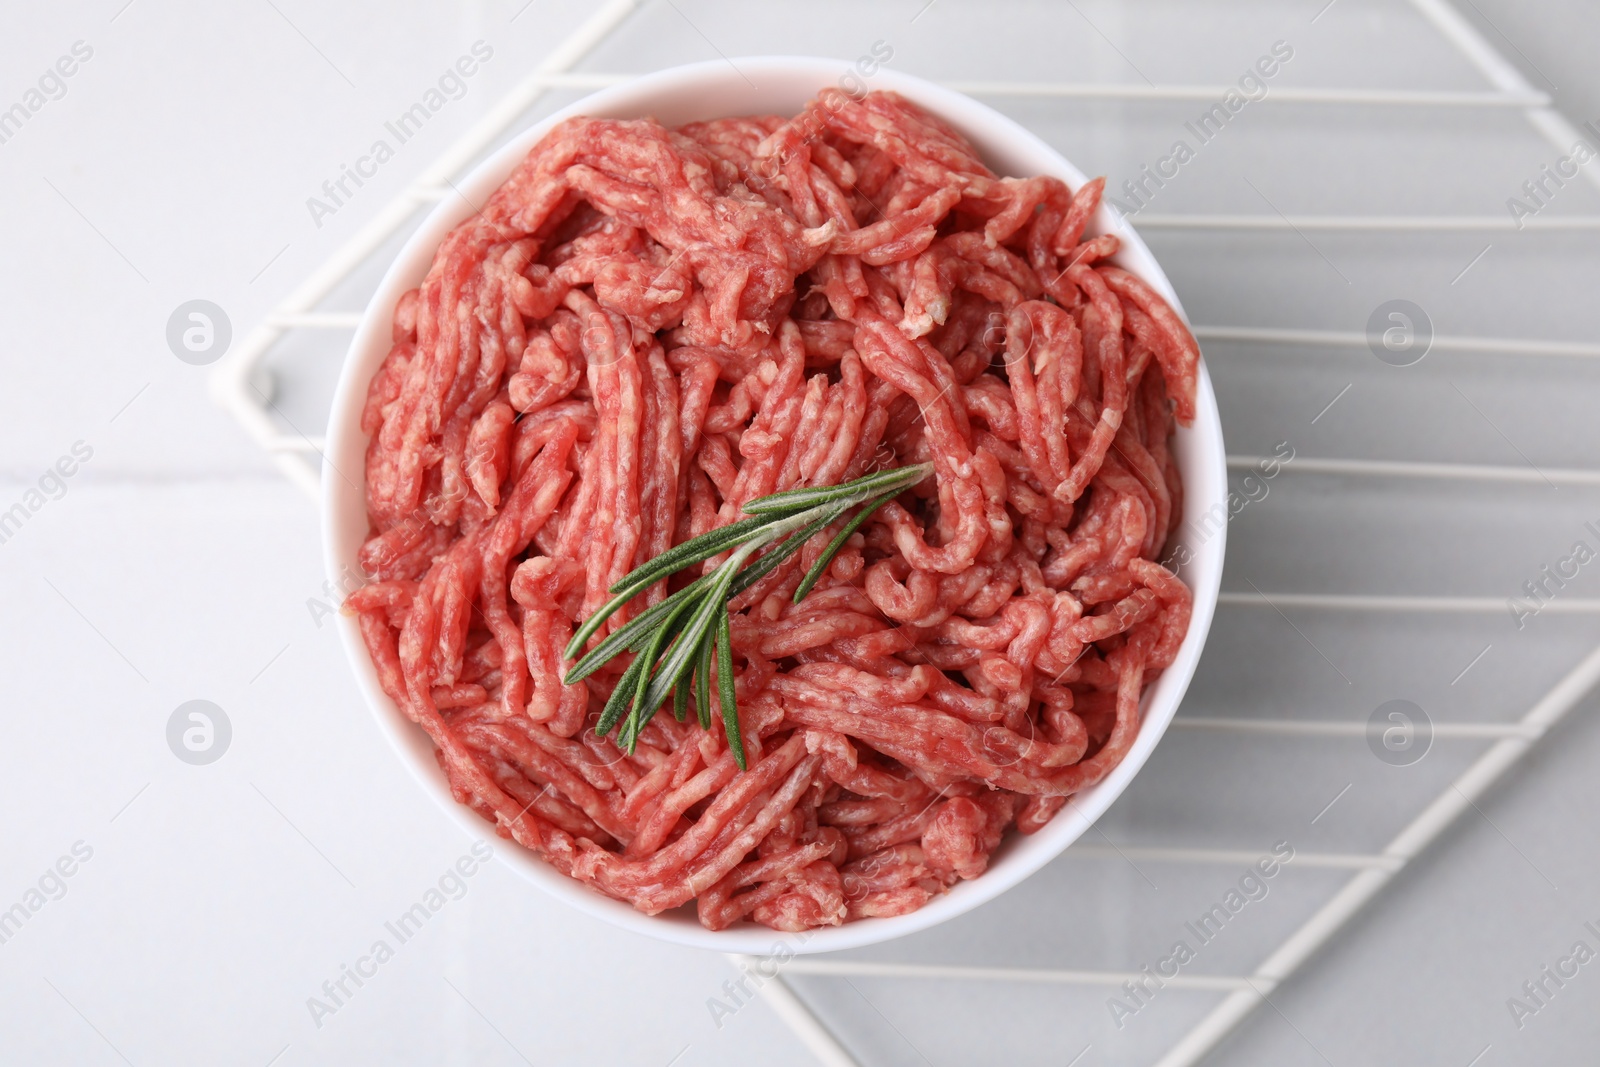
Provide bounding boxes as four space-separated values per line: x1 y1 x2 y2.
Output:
792 488 900 603
694 637 712 730
672 679 689 723
594 646 651 737
716 606 744 770
741 463 931 514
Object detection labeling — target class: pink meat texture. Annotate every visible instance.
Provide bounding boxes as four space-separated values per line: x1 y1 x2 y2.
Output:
350 89 1199 930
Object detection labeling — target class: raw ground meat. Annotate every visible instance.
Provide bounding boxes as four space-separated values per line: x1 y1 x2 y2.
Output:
349 88 1198 931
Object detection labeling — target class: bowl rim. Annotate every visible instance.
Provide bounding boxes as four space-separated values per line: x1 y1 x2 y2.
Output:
322 54 1226 955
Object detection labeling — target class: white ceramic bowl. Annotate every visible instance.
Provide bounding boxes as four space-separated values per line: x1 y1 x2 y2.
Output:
324 56 1226 954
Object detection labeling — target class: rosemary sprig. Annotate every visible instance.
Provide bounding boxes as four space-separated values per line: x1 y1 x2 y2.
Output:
562 463 931 769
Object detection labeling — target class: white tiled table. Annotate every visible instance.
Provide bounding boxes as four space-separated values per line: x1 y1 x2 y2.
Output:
4 2 1599 1065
